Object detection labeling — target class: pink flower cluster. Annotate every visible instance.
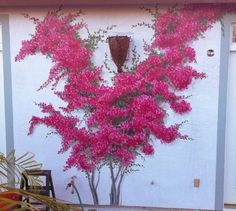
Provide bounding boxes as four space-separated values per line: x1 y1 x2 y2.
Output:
152 6 221 49
16 12 90 89
16 6 224 171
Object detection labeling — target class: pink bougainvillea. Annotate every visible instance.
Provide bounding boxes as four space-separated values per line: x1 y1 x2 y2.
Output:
16 5 230 205
16 6 223 171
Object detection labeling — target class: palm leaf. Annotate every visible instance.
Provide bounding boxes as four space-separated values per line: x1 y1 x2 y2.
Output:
0 186 73 211
0 151 76 211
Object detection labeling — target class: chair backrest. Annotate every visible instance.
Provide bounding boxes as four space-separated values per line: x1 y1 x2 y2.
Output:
20 169 56 211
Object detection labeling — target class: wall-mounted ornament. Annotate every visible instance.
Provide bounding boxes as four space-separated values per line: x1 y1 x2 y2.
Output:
207 49 215 57
108 35 130 73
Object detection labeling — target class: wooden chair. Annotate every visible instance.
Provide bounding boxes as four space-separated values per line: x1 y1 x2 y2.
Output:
20 170 56 211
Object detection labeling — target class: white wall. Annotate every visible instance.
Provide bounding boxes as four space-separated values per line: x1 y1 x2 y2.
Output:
3 6 222 209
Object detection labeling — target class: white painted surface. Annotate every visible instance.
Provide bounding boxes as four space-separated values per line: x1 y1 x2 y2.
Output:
0 25 6 155
0 6 222 210
224 21 236 204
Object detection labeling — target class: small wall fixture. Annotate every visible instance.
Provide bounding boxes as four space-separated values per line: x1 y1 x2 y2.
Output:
108 35 130 73
207 49 215 57
194 178 200 188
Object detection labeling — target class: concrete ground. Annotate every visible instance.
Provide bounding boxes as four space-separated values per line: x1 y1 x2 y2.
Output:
83 207 236 211
82 206 221 211
83 208 235 211
70 204 236 211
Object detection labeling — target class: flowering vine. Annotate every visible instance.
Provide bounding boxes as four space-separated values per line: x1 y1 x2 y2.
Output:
16 5 227 205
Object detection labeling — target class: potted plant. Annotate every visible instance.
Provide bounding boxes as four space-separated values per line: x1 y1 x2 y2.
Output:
0 192 20 211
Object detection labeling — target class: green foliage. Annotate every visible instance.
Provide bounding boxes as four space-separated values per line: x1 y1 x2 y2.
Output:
84 25 117 51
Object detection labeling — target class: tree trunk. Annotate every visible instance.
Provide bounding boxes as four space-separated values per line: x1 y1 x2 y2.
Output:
109 162 127 205
87 170 100 205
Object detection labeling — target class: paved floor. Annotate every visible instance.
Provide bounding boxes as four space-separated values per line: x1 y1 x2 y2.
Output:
80 205 236 211
84 209 235 211
84 207 226 211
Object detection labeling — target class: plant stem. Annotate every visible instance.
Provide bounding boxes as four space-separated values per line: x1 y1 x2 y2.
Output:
109 162 127 205
87 171 99 205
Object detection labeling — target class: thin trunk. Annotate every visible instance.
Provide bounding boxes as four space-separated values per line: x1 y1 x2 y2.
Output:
95 169 100 190
116 167 127 204
109 163 127 205
109 161 117 205
87 171 99 205
91 169 99 204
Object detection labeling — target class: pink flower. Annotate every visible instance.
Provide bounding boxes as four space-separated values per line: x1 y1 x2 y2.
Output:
167 66 194 90
142 144 154 155
170 100 192 114
113 148 136 166
163 47 183 65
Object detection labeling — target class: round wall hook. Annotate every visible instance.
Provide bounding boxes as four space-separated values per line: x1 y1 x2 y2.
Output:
207 49 215 57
